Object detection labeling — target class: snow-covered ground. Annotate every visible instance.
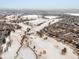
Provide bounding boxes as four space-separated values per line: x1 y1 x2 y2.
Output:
44 16 58 19
1 15 79 59
65 13 79 16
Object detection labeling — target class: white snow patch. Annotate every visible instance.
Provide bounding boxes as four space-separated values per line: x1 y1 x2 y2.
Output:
65 13 79 16
44 16 58 19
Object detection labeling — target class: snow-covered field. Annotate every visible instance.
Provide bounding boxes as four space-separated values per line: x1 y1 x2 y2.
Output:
1 15 79 59
65 13 79 16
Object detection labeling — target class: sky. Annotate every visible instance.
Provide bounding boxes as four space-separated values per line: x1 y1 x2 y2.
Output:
0 0 79 9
